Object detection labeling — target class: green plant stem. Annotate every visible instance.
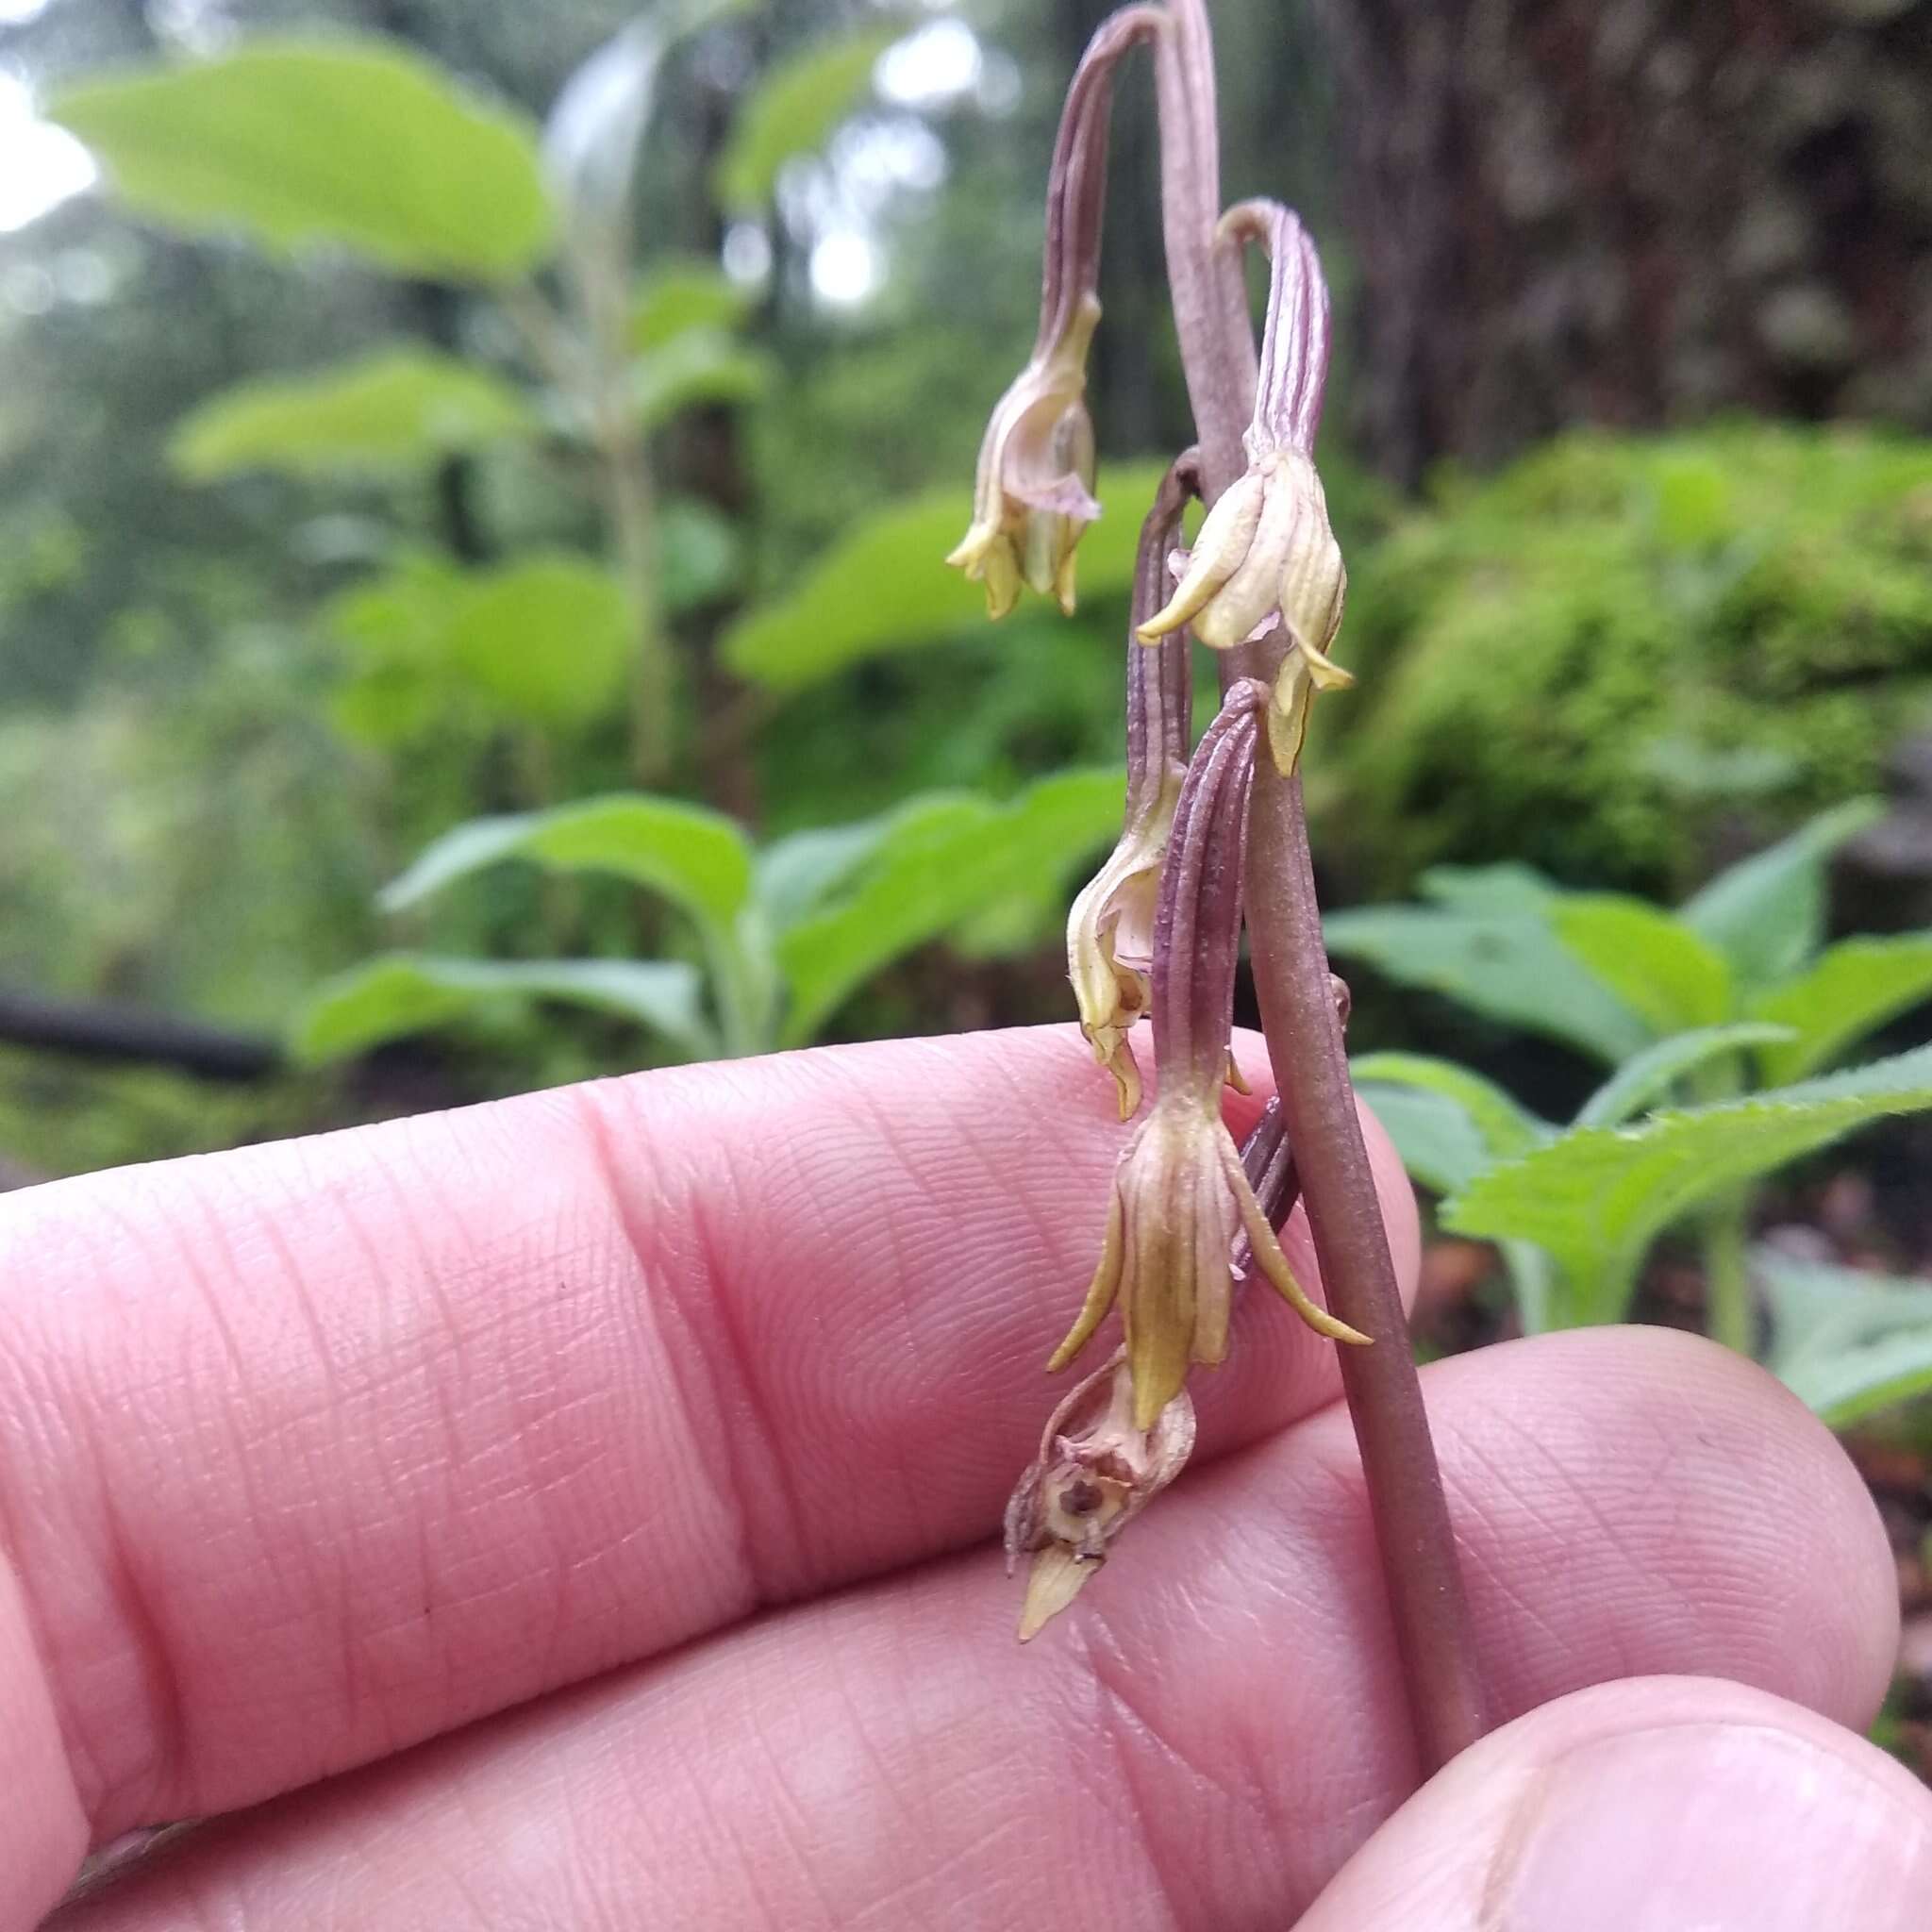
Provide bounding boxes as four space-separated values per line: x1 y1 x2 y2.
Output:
598 421 674 787
1704 1191 1755 1354
1158 0 1487 1778
506 279 675 786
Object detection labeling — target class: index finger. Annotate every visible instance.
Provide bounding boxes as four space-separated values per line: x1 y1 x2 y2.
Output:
0 1024 1416 1860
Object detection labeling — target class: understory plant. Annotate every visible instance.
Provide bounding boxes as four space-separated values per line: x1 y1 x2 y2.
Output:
54 12 1145 1068
1329 800 1932 1407
946 0 1487 1774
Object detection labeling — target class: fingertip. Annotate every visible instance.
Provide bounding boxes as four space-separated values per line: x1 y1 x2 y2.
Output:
1300 1677 1932 1931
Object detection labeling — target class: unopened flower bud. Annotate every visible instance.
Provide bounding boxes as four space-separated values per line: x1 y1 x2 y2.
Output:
946 7 1160 618
1004 1348 1194 1640
1066 452 1198 1115
1051 681 1369 1428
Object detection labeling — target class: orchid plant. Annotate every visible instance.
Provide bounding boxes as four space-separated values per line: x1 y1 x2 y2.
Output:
948 0 1489 1775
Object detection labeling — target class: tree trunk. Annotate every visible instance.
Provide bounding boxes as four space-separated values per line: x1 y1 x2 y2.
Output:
1312 0 1932 485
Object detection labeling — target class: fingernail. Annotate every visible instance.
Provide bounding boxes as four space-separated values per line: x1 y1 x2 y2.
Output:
1487 1722 1932 1931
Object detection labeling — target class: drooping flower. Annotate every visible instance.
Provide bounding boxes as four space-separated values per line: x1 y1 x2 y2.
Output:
1065 452 1197 1116
946 306 1101 619
945 7 1161 618
1003 1349 1194 1641
1050 680 1369 1429
1135 203 1354 774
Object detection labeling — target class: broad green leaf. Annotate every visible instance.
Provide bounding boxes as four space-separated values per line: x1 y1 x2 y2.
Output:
714 26 894 213
1321 905 1651 1066
1761 1251 1932 1427
444 555 630 726
633 330 770 428
324 553 471 744
1680 798 1885 991
1752 937 1932 1084
1444 1042 1932 1327
722 461 1172 691
1349 1052 1552 1160
1348 1084 1496 1197
383 793 753 938
1574 1022 1796 1129
1417 862 1563 915
754 812 908 929
172 348 537 481
291 953 711 1063
1553 895 1732 1035
776 768 1124 1044
632 258 753 349
327 554 630 728
55 38 553 280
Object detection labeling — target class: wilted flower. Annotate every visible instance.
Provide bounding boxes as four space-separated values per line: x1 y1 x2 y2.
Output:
947 308 1101 619
1003 1349 1194 1640
1066 452 1197 1115
946 7 1161 617
1051 680 1369 1429
1136 202 1354 774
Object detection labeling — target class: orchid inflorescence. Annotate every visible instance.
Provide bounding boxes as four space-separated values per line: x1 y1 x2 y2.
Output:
948 3 1368 1639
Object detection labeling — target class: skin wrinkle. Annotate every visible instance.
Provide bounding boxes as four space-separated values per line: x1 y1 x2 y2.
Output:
1080 1600 1265 1860
1055 1624 1189 1932
1483 1375 1785 1676
236 1148 483 1772
7 1032 1889 1924
37 1326 1903 1932
565 1078 765 1622
583 1058 933 1604
78 1177 288 1820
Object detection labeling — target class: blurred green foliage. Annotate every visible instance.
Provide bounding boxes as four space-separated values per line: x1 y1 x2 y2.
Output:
1 0 1928 1200
1337 805 1932 1443
1316 424 1932 895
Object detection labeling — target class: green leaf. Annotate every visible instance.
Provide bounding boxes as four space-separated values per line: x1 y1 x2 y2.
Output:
55 37 553 280
1444 1042 1932 1326
291 953 711 1063
324 554 629 733
714 26 894 213
1553 895 1732 1036
1322 905 1652 1066
754 814 906 929
383 793 753 938
444 555 631 727
324 553 472 744
1417 862 1563 915
721 460 1172 691
633 330 771 429
1761 1251 1932 1427
1680 799 1885 991
776 768 1124 1044
1349 1052 1552 1161
1349 1084 1499 1197
632 258 753 349
171 347 536 480
1574 1022 1797 1129
1751 937 1932 1084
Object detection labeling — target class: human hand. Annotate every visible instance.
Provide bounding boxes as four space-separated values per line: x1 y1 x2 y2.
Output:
3 1027 1925 1929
